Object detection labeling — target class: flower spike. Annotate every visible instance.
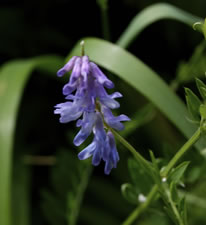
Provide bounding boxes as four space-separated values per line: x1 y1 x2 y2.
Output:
54 44 130 174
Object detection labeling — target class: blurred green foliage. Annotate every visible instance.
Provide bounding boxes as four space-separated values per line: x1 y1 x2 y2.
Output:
1 1 206 225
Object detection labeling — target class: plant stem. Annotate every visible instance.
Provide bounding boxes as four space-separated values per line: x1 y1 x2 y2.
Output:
122 185 158 225
168 192 184 225
80 40 85 56
161 128 201 177
101 7 110 40
111 128 152 175
120 127 201 225
161 181 184 225
96 0 110 40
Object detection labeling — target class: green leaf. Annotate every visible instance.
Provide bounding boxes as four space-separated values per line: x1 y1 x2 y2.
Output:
68 37 205 151
168 161 190 184
0 55 63 225
178 197 188 225
164 206 179 225
176 41 206 84
149 150 162 185
121 183 139 205
203 18 206 39
200 88 206 100
128 158 153 195
199 104 206 119
0 61 32 225
196 78 206 100
193 18 206 39
149 150 159 171
169 181 178 203
185 88 202 121
116 3 203 48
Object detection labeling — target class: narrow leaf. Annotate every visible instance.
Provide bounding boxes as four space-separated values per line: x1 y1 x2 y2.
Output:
195 78 206 100
0 56 63 225
117 3 203 48
168 161 190 184
176 41 206 84
149 150 159 171
164 206 178 225
148 150 163 185
179 197 188 225
203 18 206 39
128 158 153 195
185 88 201 121
170 181 178 203
199 104 206 119
200 87 206 100
194 18 206 39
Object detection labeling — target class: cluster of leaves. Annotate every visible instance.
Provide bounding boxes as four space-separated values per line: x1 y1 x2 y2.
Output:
121 79 206 225
122 154 190 225
120 83 206 225
151 156 189 225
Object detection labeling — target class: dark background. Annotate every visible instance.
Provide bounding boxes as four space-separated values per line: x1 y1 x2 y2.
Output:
2 0 205 225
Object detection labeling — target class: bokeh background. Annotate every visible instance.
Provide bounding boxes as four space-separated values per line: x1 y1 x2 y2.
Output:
1 0 206 225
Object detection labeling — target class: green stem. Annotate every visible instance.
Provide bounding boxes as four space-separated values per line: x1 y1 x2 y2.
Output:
161 182 184 225
120 128 201 225
161 128 201 177
101 7 110 40
122 185 158 225
80 40 85 56
96 0 110 40
111 128 152 175
168 192 184 225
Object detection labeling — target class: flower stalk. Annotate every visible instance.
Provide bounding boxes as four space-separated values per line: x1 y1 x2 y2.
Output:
80 40 85 56
161 128 201 177
122 185 158 225
111 128 152 174
121 127 201 225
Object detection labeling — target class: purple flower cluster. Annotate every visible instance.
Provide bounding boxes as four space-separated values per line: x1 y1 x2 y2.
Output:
54 55 130 174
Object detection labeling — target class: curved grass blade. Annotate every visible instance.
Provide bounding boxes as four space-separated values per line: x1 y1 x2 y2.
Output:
68 37 205 151
0 55 63 225
116 3 203 48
